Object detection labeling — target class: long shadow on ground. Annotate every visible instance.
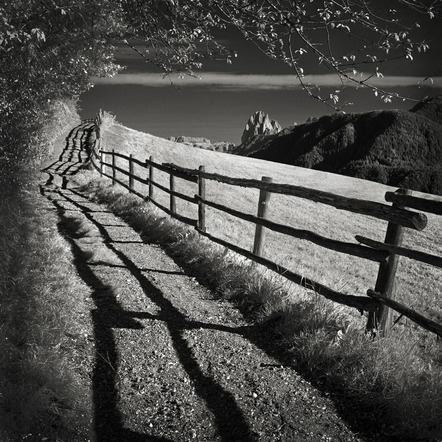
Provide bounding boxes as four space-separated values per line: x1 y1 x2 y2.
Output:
72 186 395 439
40 123 174 441
43 187 172 442
42 184 257 441
41 122 94 187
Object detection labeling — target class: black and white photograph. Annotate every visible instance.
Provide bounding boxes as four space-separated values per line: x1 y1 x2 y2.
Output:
1 1 442 441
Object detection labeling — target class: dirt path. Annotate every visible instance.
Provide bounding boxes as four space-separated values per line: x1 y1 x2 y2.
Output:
39 123 365 442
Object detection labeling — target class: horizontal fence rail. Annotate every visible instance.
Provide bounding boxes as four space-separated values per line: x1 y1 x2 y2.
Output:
385 191 442 216
196 195 388 263
196 226 379 313
356 235 442 269
87 127 442 339
162 164 428 231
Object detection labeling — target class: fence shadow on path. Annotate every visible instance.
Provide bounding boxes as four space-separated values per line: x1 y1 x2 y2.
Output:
41 182 258 442
41 122 94 188
42 186 173 442
144 232 390 440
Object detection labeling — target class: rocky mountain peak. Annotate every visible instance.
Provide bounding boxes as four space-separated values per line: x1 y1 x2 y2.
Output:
241 111 282 144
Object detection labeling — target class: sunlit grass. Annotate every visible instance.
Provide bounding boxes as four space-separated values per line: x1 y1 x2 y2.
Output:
99 121 442 325
0 175 92 440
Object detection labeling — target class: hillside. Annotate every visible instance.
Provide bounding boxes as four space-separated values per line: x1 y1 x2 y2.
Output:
234 95 442 195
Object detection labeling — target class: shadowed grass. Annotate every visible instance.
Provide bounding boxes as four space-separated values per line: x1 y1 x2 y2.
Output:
0 179 92 441
0 103 90 440
75 172 442 441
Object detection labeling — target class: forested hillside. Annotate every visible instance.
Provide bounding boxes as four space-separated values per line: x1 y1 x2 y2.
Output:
235 96 442 195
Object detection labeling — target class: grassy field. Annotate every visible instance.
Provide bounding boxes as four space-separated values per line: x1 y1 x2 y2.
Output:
0 175 93 441
100 120 442 324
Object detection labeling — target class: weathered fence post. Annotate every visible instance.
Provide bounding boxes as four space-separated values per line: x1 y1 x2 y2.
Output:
148 156 154 201
144 159 149 200
129 154 134 193
198 165 206 232
367 188 411 336
100 150 104 177
253 176 273 256
111 150 116 185
170 174 176 214
95 138 101 163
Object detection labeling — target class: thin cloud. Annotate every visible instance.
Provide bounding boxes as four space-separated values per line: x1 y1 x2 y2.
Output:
92 72 442 90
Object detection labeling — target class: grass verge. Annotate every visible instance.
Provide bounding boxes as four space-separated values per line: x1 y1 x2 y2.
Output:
0 176 93 441
75 171 442 441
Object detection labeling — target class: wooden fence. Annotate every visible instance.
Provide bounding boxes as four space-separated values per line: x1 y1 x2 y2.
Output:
88 128 442 339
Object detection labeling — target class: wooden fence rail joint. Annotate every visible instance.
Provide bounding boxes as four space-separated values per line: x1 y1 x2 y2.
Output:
367 188 409 335
385 191 442 216
356 235 442 269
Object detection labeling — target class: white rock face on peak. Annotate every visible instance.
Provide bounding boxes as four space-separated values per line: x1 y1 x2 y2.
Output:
241 111 282 144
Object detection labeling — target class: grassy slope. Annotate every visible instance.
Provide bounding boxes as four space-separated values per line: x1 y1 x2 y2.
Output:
101 123 442 324
0 106 94 441
0 182 93 441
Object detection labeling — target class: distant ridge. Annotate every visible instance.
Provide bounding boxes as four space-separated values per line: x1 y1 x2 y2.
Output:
167 136 235 153
233 96 442 195
410 95 442 124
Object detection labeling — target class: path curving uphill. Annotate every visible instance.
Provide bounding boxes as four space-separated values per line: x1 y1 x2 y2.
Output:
39 123 364 442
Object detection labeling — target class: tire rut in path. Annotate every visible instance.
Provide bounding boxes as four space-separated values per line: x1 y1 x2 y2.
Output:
40 123 363 442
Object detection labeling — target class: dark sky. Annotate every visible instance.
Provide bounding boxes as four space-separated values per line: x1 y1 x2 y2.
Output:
80 4 442 143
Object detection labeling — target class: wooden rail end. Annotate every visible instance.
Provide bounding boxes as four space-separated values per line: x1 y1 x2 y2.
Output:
385 190 442 217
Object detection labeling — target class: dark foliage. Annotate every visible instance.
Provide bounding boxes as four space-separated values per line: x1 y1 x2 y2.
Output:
410 94 442 124
237 96 442 195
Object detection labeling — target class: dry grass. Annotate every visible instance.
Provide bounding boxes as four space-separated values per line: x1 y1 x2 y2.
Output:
0 102 93 440
0 174 92 440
